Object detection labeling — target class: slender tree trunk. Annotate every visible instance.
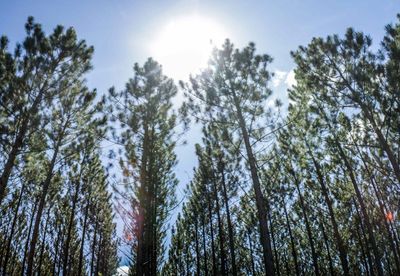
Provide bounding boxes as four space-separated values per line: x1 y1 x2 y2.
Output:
361 105 400 183
305 142 350 276
357 144 400 272
319 215 335 276
232 90 275 276
268 210 281 276
26 134 63 276
247 229 256 275
90 222 98 276
219 161 237 276
2 183 25 275
78 201 90 276
136 124 149 276
355 213 372 276
38 208 51 276
63 179 81 275
95 234 102 276
22 198 38 274
0 86 46 205
353 197 373 276
201 214 209 276
283 201 300 276
148 138 158 276
207 197 217 276
210 169 227 275
332 138 383 276
194 218 201 276
332 64 400 181
289 168 320 276
52 225 61 276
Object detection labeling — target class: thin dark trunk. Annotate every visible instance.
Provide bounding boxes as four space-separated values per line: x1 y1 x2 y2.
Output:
52 226 62 276
353 198 373 276
289 168 320 276
361 106 400 183
26 120 66 276
268 210 281 276
219 161 237 276
63 180 81 275
306 142 350 276
38 208 51 276
210 171 226 275
332 139 383 276
201 214 209 276
2 183 25 275
357 144 400 272
0 92 43 205
94 234 102 276
283 201 300 276
78 201 90 276
136 124 149 276
90 222 98 276
194 218 201 276
319 217 335 276
149 137 157 276
232 89 275 276
247 229 256 275
355 218 372 276
207 198 217 276
22 199 38 274
332 63 400 182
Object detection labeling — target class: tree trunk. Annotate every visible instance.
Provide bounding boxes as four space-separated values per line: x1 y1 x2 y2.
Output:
219 161 237 276
247 229 256 275
136 124 149 276
201 214 209 276
207 196 217 276
2 183 25 275
305 142 350 276
354 209 372 276
38 208 51 276
21 198 38 274
232 90 275 276
289 168 320 276
283 200 300 276
357 144 400 272
0 90 44 205
52 225 62 276
319 215 335 276
63 179 82 275
268 210 281 276
194 218 201 276
78 200 90 276
90 222 98 276
210 169 227 275
361 105 400 183
332 138 383 276
26 134 63 276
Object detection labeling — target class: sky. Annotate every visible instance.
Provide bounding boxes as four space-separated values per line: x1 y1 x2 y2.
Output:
1 0 399 267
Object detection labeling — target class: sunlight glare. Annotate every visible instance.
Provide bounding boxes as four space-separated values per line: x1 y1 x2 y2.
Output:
151 15 228 80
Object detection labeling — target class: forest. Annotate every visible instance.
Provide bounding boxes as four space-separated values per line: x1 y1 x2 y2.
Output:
0 12 399 276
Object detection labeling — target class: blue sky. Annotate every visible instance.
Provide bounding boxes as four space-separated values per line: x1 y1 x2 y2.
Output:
1 0 399 266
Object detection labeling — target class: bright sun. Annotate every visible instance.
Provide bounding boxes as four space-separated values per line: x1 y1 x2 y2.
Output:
151 15 228 80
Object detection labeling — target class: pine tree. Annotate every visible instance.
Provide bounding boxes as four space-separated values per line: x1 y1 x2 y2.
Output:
181 40 277 275
108 58 178 275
